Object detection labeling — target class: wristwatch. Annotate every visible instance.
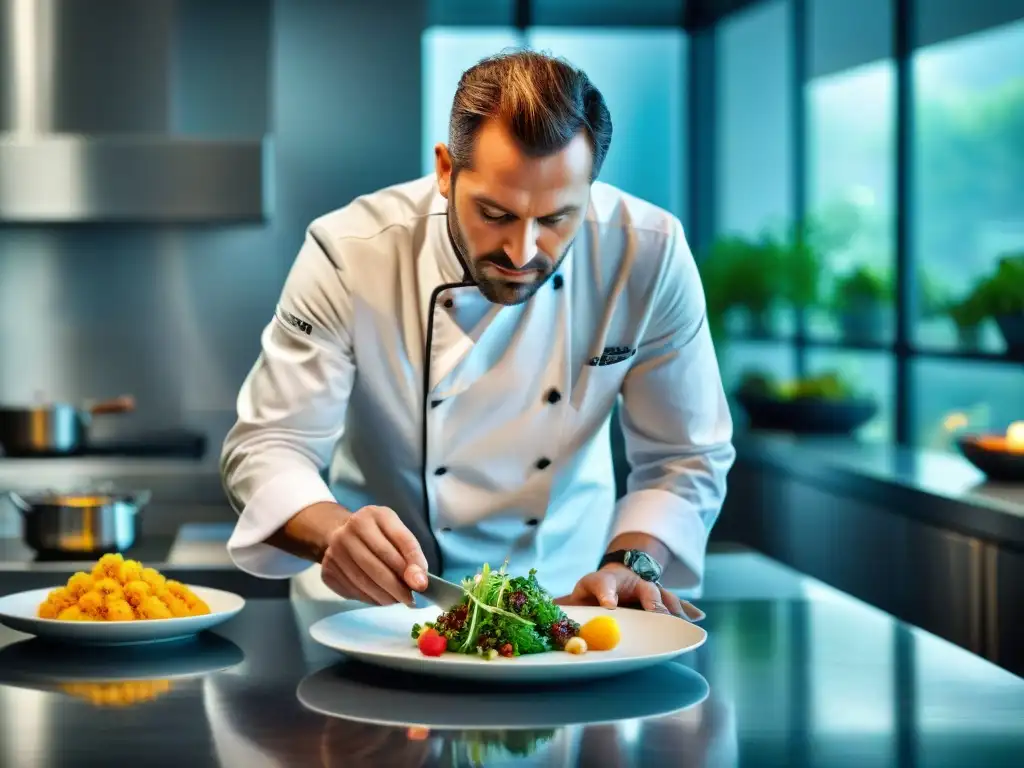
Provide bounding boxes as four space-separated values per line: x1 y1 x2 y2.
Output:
599 549 664 584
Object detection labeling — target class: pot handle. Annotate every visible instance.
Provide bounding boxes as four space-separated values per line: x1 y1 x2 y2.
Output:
128 490 152 507
7 491 30 512
87 395 136 416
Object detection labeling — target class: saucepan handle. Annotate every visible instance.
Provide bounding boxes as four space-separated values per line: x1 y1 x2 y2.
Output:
7 491 31 512
128 490 152 507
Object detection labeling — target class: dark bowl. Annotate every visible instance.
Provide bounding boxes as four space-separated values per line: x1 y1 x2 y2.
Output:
734 391 878 435
955 436 1024 483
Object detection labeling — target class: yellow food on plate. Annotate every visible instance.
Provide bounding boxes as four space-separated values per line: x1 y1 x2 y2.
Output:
579 615 621 651
37 553 210 622
60 680 174 707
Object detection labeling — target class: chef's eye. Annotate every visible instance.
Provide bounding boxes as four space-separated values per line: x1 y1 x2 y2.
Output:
479 206 510 222
539 215 567 227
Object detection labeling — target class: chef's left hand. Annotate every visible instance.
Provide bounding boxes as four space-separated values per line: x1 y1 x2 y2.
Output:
556 563 705 621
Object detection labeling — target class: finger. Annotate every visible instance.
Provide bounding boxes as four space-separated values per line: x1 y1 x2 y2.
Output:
678 598 706 622
372 508 429 590
353 516 409 579
320 560 371 603
637 582 671 614
336 550 397 606
661 589 687 618
347 534 414 606
581 572 619 609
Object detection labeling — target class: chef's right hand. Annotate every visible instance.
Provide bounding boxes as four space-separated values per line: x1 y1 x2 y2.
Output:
320 505 429 606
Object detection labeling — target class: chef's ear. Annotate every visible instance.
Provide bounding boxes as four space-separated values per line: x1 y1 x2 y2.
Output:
434 143 453 198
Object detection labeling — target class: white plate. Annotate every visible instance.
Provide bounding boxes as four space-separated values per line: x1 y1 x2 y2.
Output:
297 657 710 729
0 586 245 646
308 605 707 683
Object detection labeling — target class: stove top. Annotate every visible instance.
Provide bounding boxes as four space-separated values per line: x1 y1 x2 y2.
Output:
30 537 175 563
1 430 207 460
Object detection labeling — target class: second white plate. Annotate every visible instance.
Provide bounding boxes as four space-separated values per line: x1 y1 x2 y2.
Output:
0 586 245 646
308 604 706 683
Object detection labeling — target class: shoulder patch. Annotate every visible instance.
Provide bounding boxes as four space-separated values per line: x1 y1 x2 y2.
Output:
277 306 313 336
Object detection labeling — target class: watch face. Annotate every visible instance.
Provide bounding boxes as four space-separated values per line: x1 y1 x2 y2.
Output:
624 551 663 582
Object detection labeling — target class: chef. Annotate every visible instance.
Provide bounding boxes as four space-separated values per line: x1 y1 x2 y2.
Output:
221 50 735 619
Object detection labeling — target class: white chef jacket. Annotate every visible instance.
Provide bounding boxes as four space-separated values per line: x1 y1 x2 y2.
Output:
221 174 735 598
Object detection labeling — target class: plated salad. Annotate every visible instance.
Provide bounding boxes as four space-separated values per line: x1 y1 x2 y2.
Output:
411 563 583 659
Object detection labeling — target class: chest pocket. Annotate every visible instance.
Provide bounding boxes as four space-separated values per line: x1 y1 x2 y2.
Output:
560 354 633 456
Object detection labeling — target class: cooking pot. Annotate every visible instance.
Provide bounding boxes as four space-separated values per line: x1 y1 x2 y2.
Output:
9 490 150 555
0 395 135 456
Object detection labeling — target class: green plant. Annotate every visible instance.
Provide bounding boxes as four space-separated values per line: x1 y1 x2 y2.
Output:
771 222 823 309
735 367 858 402
954 252 1024 322
699 222 826 342
698 233 787 338
832 264 893 310
947 292 987 329
978 252 1024 315
736 369 777 398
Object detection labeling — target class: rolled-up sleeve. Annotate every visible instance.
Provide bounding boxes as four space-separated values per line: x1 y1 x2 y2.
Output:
221 227 355 578
611 219 736 592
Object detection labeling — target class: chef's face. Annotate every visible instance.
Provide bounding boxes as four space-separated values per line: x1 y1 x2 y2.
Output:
435 118 593 305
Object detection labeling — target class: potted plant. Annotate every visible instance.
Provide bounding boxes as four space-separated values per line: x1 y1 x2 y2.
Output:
946 292 986 350
733 368 877 435
699 234 785 340
774 222 823 316
984 252 1024 355
953 253 1024 356
831 264 892 344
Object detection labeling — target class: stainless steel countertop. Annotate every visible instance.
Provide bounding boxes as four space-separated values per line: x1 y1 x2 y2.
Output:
0 552 1020 767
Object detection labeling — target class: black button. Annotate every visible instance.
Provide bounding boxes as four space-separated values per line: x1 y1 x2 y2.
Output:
552 275 564 290
535 458 551 470
545 388 561 404
430 399 443 408
434 467 448 476
526 518 540 526
443 298 454 309
441 527 452 533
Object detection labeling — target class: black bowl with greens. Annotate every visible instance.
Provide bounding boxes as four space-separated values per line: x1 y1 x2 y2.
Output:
734 369 877 435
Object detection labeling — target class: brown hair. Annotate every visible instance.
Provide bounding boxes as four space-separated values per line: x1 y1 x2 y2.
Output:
448 50 612 181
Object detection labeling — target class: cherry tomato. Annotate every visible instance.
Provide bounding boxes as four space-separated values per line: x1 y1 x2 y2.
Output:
417 628 447 657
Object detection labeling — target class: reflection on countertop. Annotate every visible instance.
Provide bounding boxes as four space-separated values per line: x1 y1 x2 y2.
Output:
1 551 1021 767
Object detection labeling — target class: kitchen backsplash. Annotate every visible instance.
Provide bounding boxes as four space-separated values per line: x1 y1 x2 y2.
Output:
0 0 425 457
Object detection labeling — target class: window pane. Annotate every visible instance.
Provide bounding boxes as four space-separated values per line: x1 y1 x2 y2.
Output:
716 0 793 236
912 20 1024 353
805 350 894 441
421 27 524 175
712 0 795 339
911 359 1024 452
719 340 797 398
805 60 896 344
530 0 686 27
808 0 891 78
526 28 687 221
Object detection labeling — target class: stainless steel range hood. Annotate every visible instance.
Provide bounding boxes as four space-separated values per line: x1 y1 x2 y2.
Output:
0 0 270 223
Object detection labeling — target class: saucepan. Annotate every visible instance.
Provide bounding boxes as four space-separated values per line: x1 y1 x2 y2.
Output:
0 395 135 457
8 490 151 556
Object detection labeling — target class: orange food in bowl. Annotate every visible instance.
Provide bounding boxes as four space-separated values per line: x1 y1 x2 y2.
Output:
37 553 210 622
579 615 621 651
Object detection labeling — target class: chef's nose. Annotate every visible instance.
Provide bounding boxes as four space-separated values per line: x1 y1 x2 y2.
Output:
505 219 539 268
